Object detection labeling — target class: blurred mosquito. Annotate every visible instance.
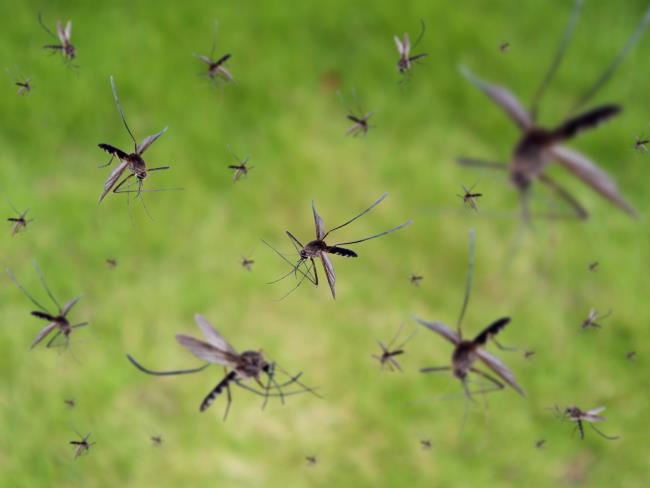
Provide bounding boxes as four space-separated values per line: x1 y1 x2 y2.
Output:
500 42 510 53
457 184 482 211
458 1 650 221
264 193 412 300
6 262 88 350
339 90 374 137
6 200 32 236
394 19 428 75
6 69 32 95
523 350 536 360
70 431 95 459
410 274 423 287
305 455 317 466
151 435 163 446
416 229 524 405
38 13 76 62
561 406 619 441
227 149 253 182
106 258 118 269
588 261 599 272
98 76 175 207
64 399 75 409
420 439 432 450
634 136 649 153
127 314 317 420
195 23 233 84
581 308 611 330
372 324 416 372
535 439 546 449
626 351 637 361
241 256 255 271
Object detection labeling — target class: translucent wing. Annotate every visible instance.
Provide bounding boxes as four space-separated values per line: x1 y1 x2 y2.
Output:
65 21 72 41
175 335 237 367
414 318 460 345
312 201 325 239
217 66 234 82
394 35 404 54
460 66 532 131
56 21 66 43
31 322 58 349
587 406 606 416
584 406 607 422
61 296 80 316
549 145 637 217
320 252 336 299
194 314 237 354
476 349 525 396
196 54 212 65
137 127 168 155
403 33 411 56
99 160 128 203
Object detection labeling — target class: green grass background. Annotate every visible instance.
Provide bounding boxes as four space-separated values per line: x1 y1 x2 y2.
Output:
1 0 649 486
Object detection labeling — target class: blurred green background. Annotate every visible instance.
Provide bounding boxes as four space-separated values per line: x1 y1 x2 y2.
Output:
1 0 649 486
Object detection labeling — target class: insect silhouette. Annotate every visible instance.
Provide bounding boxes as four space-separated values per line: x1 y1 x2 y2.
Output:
626 351 637 361
106 258 118 269
227 149 253 182
98 77 173 207
581 308 611 330
195 24 233 84
634 136 649 153
410 274 423 287
588 261 599 272
535 439 546 449
523 350 536 360
561 406 619 441
394 20 428 75
64 399 76 409
372 324 416 372
241 256 255 271
339 90 374 137
6 69 32 95
416 229 525 403
457 1 650 221
6 263 88 350
305 455 317 466
151 435 163 446
70 431 95 459
264 193 412 300
38 13 76 62
500 42 510 53
420 439 432 450
127 314 317 420
457 184 482 211
6 200 33 236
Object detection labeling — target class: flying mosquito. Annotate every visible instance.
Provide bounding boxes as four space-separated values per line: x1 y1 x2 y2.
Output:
70 431 95 459
6 200 33 236
581 308 611 330
64 399 76 409
227 149 253 182
106 258 118 269
241 256 255 271
264 193 412 300
561 406 619 441
394 20 428 75
6 262 88 350
339 90 374 137
38 13 76 62
6 69 32 95
626 351 637 361
372 324 416 372
410 274 423 287
588 261 599 272
415 229 525 403
535 439 546 449
457 1 650 221
127 314 317 420
151 435 163 446
500 42 510 53
305 455 317 466
457 184 482 211
420 439 432 450
634 136 649 153
195 23 233 83
523 350 536 360
98 76 172 205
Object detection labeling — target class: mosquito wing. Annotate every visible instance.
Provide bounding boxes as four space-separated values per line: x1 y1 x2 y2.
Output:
403 33 411 57
99 160 128 203
61 296 80 316
175 335 238 367
217 66 234 82
394 35 404 55
584 406 607 422
320 252 336 299
31 322 58 349
414 318 460 345
476 349 525 396
64 21 72 42
137 127 168 155
549 145 637 217
194 314 237 355
196 54 212 65
312 201 325 239
56 21 66 44
460 66 532 131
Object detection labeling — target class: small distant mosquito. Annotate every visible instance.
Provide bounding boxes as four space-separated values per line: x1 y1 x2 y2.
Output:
626 351 637 361
227 149 253 182
241 256 255 271
339 90 374 137
264 193 412 300
38 13 76 62
98 76 172 205
127 314 317 420
457 184 482 211
634 136 649 152
523 350 536 360
535 439 546 449
6 69 32 95
64 399 76 409
416 229 525 403
562 406 619 441
305 455 317 466
394 20 428 75
581 308 611 330
458 1 650 220
6 262 88 349
106 258 118 269
588 261 599 272
372 324 416 372
70 431 95 459
420 439 432 450
195 23 233 84
6 200 33 236
500 42 510 53
151 435 163 446
410 274 423 287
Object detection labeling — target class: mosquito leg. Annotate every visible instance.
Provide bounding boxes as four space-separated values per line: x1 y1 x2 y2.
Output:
147 166 171 172
112 173 135 194
126 354 211 376
98 155 114 168
468 368 505 396
33 261 61 311
538 173 589 220
456 157 508 171
588 422 619 440
45 330 62 348
223 371 233 422
5 268 48 312
492 338 517 352
457 228 475 337
420 366 451 374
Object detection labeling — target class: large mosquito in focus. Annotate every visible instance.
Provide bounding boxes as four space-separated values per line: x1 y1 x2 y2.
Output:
264 193 412 300
6 262 88 349
38 13 76 62
394 20 428 75
127 314 317 420
415 229 525 403
195 23 233 84
6 200 33 236
372 324 416 372
98 76 172 205
458 1 650 221
560 405 619 441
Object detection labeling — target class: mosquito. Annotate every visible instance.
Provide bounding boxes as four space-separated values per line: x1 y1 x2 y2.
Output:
6 200 33 236
457 184 482 211
127 314 317 420
339 90 374 137
420 439 432 450
562 406 619 441
634 136 649 153
98 76 174 206
241 256 255 271
416 229 524 405
394 20 428 75
626 351 637 361
500 42 510 53
523 350 536 360
6 69 32 95
227 149 253 182
6 263 88 350
588 261 599 272
64 399 76 409
38 13 76 62
410 274 423 287
457 1 650 221
106 258 118 269
535 439 546 449
581 308 611 330
305 455 317 466
151 435 163 446
264 193 412 300
372 324 416 372
70 431 95 459
195 23 233 84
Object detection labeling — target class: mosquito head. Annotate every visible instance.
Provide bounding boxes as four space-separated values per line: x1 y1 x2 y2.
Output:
565 406 581 419
240 350 268 377
65 45 76 59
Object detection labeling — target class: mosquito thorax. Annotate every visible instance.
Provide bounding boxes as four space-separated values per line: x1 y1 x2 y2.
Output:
238 351 267 376
65 45 76 59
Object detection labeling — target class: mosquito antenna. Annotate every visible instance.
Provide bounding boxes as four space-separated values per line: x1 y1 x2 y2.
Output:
588 422 619 440
126 354 211 376
261 240 314 284
571 6 650 114
334 220 412 246
6 198 21 215
30 261 62 311
396 325 418 350
109 76 137 149
412 19 426 50
267 259 305 284
266 358 322 398
456 229 475 339
530 0 584 121
37 12 57 39
138 185 155 222
386 323 405 349
273 260 314 302
323 193 389 238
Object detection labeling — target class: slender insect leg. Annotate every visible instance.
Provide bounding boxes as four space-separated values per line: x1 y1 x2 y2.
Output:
468 368 505 396
420 366 451 374
112 173 135 194
456 157 508 171
588 422 619 440
45 329 62 348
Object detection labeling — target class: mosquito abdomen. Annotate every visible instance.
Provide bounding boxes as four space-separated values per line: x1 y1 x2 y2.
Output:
200 371 237 412
327 246 357 258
